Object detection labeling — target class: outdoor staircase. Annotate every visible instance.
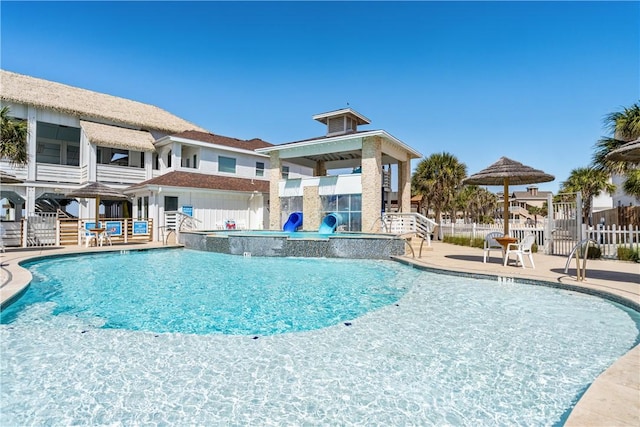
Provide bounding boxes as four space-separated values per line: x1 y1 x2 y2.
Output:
162 211 202 244
382 212 438 257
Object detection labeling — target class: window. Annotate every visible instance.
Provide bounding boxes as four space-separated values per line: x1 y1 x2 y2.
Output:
193 154 197 169
320 194 362 231
137 196 149 219
256 162 265 177
280 196 303 226
281 165 290 179
164 196 178 212
219 156 236 173
36 142 61 164
66 144 80 166
97 147 129 166
167 150 172 168
35 122 81 165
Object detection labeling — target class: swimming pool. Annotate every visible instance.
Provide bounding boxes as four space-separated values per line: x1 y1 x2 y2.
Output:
1 249 638 426
1 249 414 335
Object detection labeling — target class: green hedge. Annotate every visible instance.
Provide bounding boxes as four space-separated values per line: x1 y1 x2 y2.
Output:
618 247 640 262
442 235 485 248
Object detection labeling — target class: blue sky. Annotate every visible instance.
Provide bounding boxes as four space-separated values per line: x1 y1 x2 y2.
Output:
1 1 638 193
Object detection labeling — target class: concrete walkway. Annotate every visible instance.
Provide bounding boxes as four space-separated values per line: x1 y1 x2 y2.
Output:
1 241 638 425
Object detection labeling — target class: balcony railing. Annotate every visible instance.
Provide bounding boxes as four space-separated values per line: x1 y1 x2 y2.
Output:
97 164 146 184
35 163 82 183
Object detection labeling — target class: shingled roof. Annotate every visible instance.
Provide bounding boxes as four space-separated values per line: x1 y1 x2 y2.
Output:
172 130 273 151
0 70 207 134
126 171 269 193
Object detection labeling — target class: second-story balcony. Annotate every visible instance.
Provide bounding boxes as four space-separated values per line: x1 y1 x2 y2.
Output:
97 164 146 184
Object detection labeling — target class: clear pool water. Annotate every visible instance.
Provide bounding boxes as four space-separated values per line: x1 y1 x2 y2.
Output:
1 249 638 426
1 249 413 335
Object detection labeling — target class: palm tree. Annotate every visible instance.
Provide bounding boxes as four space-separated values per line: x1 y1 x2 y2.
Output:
456 185 498 223
453 185 474 223
622 169 640 199
0 106 28 165
592 103 640 201
560 167 616 224
527 205 543 225
411 152 467 225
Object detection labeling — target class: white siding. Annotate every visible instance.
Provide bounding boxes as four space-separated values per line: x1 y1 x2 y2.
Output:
159 189 266 230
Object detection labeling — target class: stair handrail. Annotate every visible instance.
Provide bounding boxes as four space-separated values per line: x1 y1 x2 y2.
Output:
382 212 438 253
382 212 437 235
564 238 598 282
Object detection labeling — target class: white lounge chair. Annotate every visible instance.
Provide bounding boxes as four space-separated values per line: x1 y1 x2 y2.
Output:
483 231 504 263
504 234 536 268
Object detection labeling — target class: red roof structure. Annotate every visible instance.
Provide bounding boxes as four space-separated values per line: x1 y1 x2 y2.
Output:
127 171 269 193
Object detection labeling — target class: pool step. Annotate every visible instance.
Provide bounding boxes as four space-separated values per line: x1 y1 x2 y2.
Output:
405 236 433 257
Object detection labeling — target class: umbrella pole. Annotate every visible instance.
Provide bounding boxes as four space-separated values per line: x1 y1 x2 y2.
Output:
503 178 509 236
95 197 100 227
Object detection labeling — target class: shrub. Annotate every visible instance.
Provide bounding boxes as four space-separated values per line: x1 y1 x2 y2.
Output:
578 246 602 259
443 235 538 252
442 235 484 248
617 247 640 262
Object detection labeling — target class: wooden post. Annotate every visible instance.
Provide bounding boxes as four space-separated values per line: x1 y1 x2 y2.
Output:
503 177 509 236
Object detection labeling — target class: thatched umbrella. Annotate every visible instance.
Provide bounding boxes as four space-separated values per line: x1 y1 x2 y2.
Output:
0 170 24 184
66 182 129 227
605 137 640 162
462 157 554 236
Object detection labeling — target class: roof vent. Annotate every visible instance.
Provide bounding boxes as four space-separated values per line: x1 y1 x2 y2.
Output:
312 108 371 136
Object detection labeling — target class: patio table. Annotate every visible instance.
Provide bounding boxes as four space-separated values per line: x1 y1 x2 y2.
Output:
88 228 105 247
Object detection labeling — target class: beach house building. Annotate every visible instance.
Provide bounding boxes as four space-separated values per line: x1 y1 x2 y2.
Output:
0 70 309 246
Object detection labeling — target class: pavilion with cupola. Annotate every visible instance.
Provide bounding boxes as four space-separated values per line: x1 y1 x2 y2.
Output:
255 108 421 232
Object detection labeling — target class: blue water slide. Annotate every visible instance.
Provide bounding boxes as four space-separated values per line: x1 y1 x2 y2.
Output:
283 211 303 232
318 213 342 234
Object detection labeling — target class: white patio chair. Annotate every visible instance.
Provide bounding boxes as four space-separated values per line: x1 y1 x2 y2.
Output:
483 231 504 263
503 234 536 268
82 227 98 247
98 230 112 246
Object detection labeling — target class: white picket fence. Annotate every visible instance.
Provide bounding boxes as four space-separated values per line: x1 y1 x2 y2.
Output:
440 222 546 247
585 225 639 259
441 221 639 259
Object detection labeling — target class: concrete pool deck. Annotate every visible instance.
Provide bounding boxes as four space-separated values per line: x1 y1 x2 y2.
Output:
1 240 638 425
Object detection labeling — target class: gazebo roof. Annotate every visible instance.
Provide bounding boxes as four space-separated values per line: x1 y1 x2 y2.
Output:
255 130 421 169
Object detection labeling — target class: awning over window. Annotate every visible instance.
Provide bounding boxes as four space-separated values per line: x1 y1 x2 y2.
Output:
80 120 155 152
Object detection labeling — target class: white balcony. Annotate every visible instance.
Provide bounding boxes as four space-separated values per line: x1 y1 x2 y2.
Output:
36 163 82 183
97 164 146 184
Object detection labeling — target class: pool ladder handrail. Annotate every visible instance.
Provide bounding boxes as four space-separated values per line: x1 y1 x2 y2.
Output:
564 238 598 282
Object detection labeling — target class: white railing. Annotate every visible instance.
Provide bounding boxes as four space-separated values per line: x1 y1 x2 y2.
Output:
382 212 438 247
36 163 82 183
97 164 146 184
176 211 202 231
23 212 58 247
441 222 546 249
585 225 639 259
163 211 202 244
0 161 27 180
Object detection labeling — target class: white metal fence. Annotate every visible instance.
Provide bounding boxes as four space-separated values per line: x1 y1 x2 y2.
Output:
440 221 639 259
23 212 58 247
585 225 639 259
440 222 546 248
